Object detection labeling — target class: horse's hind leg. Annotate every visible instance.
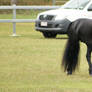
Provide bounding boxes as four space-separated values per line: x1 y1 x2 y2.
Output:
86 46 92 75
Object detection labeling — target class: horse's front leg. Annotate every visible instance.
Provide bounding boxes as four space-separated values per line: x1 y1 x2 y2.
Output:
86 47 92 75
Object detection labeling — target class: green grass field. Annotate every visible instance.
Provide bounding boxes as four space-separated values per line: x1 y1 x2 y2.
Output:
0 23 92 92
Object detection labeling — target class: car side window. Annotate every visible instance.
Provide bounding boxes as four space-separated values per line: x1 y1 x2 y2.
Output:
88 4 92 11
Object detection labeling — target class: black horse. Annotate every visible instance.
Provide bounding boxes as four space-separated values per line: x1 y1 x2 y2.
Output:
62 18 92 75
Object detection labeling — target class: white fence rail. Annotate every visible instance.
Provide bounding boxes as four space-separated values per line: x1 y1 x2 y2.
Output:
0 5 60 10
0 5 60 36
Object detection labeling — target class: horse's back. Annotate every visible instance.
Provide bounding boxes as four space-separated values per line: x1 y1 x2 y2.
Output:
71 18 92 44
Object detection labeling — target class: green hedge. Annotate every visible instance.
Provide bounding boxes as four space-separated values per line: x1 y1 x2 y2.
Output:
0 0 52 5
0 0 68 5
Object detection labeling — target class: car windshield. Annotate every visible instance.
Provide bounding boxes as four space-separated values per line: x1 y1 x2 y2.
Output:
62 0 90 10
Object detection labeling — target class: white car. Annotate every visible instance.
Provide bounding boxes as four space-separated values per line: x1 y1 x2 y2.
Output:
35 0 92 38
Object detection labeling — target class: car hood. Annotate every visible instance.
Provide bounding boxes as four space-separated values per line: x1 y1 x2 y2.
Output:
39 8 87 21
40 8 77 15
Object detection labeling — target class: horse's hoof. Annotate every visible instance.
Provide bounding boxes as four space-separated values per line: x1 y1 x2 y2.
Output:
89 69 92 75
89 72 92 76
67 71 72 75
89 73 92 76
90 74 92 76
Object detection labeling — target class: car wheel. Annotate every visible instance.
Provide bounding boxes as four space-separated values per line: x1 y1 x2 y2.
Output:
42 32 57 38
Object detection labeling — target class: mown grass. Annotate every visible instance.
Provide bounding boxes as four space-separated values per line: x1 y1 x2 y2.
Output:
0 23 92 92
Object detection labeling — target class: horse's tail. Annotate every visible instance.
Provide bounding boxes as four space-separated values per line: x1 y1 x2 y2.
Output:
62 38 80 73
